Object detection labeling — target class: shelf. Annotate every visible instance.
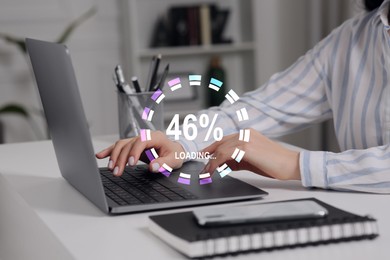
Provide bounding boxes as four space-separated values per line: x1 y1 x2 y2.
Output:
138 42 255 58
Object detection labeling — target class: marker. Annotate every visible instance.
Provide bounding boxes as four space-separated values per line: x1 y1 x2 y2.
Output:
114 65 141 136
115 65 126 85
113 65 156 133
115 65 133 94
112 74 124 93
148 54 162 91
153 64 169 91
145 56 156 92
131 76 142 93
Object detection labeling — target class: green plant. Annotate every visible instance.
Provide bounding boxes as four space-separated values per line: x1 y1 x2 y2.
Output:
0 103 43 141
0 6 97 142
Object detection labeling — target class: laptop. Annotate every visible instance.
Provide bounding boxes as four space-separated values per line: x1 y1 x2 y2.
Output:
26 38 267 214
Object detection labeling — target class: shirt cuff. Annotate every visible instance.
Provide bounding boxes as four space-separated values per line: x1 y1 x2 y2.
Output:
299 150 328 189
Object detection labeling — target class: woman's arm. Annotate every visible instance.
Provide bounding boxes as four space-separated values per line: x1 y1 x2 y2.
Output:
300 144 390 193
178 30 335 154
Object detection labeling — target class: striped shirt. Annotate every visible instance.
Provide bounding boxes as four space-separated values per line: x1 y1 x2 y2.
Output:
178 1 390 194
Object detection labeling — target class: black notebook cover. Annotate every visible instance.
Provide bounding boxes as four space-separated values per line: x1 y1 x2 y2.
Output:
149 198 378 258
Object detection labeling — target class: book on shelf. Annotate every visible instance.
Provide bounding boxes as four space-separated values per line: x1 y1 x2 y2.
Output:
200 4 212 45
148 198 379 258
150 3 232 48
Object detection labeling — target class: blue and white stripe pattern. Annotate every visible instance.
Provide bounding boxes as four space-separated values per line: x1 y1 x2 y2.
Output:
177 1 390 193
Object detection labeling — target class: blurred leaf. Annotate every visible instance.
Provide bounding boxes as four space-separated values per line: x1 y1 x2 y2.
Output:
56 6 97 44
0 32 26 53
0 104 29 118
0 5 96 54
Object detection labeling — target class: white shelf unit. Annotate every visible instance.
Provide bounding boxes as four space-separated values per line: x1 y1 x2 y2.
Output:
120 0 258 122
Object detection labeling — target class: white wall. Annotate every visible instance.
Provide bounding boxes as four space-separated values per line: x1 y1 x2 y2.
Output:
0 0 122 143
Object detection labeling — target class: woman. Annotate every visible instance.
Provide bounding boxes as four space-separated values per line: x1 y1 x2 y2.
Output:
97 0 390 193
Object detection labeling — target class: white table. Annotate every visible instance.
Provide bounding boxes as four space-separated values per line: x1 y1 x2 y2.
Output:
0 136 388 260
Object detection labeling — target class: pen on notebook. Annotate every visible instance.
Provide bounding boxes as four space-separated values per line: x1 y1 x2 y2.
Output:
148 54 162 91
131 76 142 93
154 63 169 91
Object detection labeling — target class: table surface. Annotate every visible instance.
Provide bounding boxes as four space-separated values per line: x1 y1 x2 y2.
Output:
0 136 388 260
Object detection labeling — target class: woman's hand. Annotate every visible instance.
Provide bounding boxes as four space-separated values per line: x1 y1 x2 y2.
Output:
202 128 301 181
95 131 185 176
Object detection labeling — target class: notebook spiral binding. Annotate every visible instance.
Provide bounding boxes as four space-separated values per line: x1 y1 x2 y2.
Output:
201 216 379 257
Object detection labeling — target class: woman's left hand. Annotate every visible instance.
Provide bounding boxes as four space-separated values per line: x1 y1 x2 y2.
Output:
202 128 301 181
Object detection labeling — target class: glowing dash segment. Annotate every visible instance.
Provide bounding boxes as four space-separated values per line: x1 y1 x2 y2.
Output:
189 75 202 86
145 149 156 162
200 178 212 185
217 164 228 172
217 163 232 178
147 110 154 121
140 129 152 141
239 129 250 142
150 148 159 159
180 173 191 179
236 108 249 122
178 172 191 185
178 178 190 185
231 148 240 159
225 89 240 104
142 107 155 121
208 77 223 92
159 163 173 177
151 89 165 104
199 172 212 185
168 78 182 91
231 148 245 163
199 173 211 179
142 107 154 122
162 163 172 172
142 107 150 120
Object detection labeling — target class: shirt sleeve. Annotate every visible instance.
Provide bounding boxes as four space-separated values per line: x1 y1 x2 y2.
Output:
300 144 390 193
175 20 390 195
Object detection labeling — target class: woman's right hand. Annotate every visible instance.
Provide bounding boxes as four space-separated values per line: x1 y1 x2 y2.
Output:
95 131 185 177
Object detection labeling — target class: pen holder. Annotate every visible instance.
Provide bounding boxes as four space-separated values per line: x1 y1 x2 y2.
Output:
118 91 164 139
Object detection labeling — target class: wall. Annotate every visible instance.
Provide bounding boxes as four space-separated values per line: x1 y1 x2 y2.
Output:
0 0 122 143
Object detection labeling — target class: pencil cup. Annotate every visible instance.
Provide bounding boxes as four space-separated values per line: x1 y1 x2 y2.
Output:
118 91 164 139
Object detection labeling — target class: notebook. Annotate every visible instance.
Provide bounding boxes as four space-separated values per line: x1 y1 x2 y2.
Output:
148 198 379 258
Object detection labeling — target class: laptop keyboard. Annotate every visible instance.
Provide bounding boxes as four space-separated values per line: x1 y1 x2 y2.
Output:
100 166 198 206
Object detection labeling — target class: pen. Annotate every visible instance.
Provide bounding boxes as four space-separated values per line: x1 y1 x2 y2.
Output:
114 65 142 136
154 63 169 91
127 101 140 137
148 54 162 91
145 56 157 92
115 65 157 131
112 74 124 93
131 76 142 93
115 65 126 85
115 65 134 95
